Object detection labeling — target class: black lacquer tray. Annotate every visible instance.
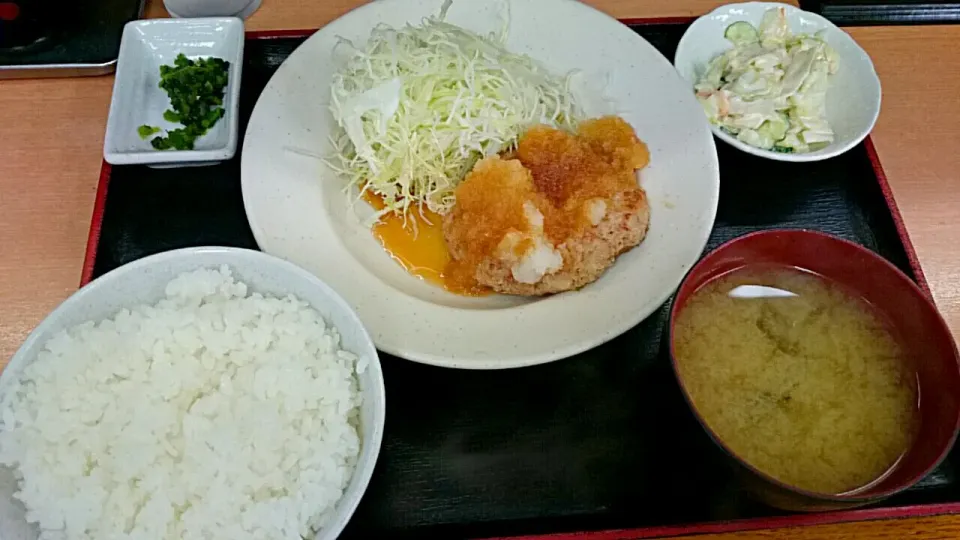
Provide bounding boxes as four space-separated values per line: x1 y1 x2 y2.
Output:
82 22 960 540
802 0 960 25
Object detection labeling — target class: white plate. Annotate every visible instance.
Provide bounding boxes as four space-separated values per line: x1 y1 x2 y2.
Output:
674 2 881 162
104 18 244 167
241 0 719 369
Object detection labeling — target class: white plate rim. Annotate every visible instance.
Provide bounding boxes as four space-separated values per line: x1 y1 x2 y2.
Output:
240 0 720 369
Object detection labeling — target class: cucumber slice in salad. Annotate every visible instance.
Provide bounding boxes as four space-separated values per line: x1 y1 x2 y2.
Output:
757 115 788 142
724 21 759 46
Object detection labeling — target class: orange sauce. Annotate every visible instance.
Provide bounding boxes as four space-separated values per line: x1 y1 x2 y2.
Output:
361 191 488 296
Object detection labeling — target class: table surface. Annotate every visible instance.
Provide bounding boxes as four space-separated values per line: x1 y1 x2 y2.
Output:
1 0 959 538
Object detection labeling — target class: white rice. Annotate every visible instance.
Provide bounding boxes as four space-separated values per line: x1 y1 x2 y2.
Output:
0 266 363 540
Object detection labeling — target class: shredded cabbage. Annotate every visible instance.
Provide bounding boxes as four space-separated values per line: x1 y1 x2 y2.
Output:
694 7 840 153
327 0 584 221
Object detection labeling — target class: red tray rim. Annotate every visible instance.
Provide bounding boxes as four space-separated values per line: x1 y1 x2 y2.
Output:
80 22 948 539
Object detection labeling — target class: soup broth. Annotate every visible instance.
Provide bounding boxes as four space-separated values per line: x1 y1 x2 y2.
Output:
673 264 919 495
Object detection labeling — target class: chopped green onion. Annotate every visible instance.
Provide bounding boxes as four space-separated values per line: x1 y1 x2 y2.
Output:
137 125 161 139
141 53 230 151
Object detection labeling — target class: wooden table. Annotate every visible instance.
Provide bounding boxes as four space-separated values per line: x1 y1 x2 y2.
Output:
1 0 959 538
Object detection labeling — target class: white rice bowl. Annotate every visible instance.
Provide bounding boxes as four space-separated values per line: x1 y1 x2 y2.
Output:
0 248 385 540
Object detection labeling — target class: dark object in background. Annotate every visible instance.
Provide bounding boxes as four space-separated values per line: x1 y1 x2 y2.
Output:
802 0 960 25
0 1 58 51
0 0 145 78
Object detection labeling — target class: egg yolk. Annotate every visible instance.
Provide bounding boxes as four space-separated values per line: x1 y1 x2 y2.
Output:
361 192 488 296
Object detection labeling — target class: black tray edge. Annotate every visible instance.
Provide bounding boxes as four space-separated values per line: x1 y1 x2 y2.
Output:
477 503 960 540
801 1 960 26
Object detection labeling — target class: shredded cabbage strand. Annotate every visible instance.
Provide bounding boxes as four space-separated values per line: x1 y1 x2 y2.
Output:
327 2 584 220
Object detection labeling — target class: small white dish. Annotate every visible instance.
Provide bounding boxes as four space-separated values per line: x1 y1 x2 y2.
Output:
0 247 385 540
165 0 262 19
674 2 881 162
241 0 720 369
104 18 245 167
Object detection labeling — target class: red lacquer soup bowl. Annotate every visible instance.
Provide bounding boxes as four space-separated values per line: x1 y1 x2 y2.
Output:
668 229 960 511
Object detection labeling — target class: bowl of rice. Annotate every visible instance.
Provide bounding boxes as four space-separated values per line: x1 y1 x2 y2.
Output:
0 247 385 540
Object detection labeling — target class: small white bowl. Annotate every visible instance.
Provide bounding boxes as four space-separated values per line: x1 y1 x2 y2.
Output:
104 18 244 168
674 2 881 162
165 0 262 19
0 247 385 540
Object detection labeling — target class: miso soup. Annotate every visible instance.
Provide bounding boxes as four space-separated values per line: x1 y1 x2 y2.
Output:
673 264 919 495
